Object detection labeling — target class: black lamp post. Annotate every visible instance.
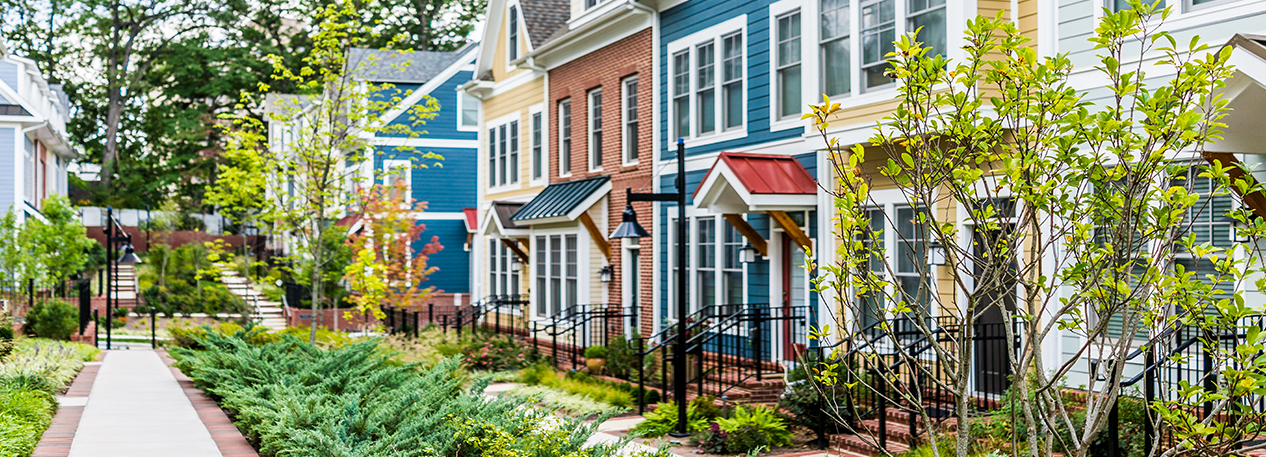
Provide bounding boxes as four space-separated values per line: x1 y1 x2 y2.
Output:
103 207 141 350
611 138 690 437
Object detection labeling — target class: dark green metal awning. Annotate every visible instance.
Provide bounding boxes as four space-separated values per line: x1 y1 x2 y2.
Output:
511 176 610 222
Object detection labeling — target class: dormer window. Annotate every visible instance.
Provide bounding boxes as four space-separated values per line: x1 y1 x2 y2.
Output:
509 6 519 61
585 0 598 8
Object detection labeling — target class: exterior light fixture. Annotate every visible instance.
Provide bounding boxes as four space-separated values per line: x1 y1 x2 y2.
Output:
927 240 946 266
599 265 613 283
739 243 758 264
611 204 650 239
510 253 521 272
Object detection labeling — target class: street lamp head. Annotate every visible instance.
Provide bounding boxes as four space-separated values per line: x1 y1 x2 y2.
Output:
117 244 142 264
610 204 650 239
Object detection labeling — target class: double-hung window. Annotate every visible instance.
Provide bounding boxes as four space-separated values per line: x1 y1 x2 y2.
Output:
531 112 543 181
672 52 690 139
508 6 519 61
722 222 744 307
668 216 750 323
1172 168 1236 338
820 0 851 97
668 19 747 142
588 88 603 170
860 0 896 91
668 217 691 320
381 159 411 201
559 99 572 175
906 0 946 59
489 240 520 298
894 205 930 330
697 217 717 315
857 208 886 336
487 120 520 188
776 11 803 120
535 234 578 318
459 92 479 129
622 77 639 163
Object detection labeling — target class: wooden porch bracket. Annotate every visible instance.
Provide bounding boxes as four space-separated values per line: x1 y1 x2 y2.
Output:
768 210 813 251
579 212 612 259
499 238 530 264
723 214 768 256
1204 152 1266 222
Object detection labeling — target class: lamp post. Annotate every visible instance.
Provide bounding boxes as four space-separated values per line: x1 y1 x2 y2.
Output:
611 138 690 437
103 207 142 350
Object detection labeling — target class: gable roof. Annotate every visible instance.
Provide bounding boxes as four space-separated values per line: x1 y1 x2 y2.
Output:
348 48 466 84
520 0 570 48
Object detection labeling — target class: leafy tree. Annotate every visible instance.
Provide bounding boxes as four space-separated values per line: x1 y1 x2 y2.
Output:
804 4 1257 457
26 195 96 294
212 0 439 343
344 180 443 331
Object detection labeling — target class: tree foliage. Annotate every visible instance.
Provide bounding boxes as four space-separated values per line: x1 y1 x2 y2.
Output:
344 181 443 328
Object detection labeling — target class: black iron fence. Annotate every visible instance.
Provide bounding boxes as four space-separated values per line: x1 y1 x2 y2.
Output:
379 294 530 337
529 304 635 370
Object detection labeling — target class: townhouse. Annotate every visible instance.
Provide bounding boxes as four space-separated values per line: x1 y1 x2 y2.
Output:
0 40 75 222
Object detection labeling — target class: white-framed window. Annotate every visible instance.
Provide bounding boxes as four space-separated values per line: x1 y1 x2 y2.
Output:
1109 0 1161 11
588 88 603 171
381 159 412 201
666 16 748 146
458 91 480 130
585 0 599 8
489 239 520 297
666 214 749 322
508 5 520 62
622 76 639 165
531 108 544 182
774 10 803 121
535 234 578 318
818 0 946 98
487 117 520 189
559 99 572 176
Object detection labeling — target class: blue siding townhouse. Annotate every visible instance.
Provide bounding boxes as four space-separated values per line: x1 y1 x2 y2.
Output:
352 44 483 309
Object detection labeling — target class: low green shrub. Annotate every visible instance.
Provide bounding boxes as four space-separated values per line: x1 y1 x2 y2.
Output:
0 338 96 457
460 338 539 371
714 404 793 453
24 300 78 340
502 384 623 418
630 396 720 437
565 370 658 405
170 331 663 457
0 385 56 457
514 364 633 407
604 336 656 382
779 354 854 434
583 345 608 359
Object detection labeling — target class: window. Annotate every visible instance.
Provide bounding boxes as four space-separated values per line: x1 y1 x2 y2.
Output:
381 159 411 201
722 222 744 306
488 120 520 187
668 217 691 320
489 239 520 298
585 0 598 8
672 51 690 139
697 217 717 313
1109 0 1161 11
559 99 572 175
696 43 716 135
857 208 885 336
820 0 851 97
535 234 578 318
531 112 543 181
907 0 946 58
721 33 743 130
508 6 519 61
588 88 603 170
776 11 803 120
860 0 896 90
894 205 930 327
460 92 479 128
622 77 639 163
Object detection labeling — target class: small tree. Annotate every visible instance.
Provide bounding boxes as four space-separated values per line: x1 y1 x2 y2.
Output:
211 0 439 343
26 195 96 295
343 180 443 331
805 5 1261 457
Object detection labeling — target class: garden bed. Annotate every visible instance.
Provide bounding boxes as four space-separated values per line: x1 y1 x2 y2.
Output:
0 338 101 457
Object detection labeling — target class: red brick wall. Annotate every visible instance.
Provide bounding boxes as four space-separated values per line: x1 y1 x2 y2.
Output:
285 306 380 331
548 28 657 337
86 227 265 256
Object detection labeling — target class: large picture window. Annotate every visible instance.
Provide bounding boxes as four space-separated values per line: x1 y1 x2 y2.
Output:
535 234 578 318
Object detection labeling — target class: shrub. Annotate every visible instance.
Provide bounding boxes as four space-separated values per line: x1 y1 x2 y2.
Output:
0 385 56 457
779 354 853 434
715 405 793 452
604 336 654 381
630 396 720 437
461 338 538 371
515 364 634 407
0 338 97 457
502 384 623 418
583 345 608 359
24 300 79 340
169 331 662 457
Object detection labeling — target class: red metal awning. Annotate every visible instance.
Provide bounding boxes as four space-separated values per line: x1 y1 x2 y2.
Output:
463 208 478 232
693 152 817 199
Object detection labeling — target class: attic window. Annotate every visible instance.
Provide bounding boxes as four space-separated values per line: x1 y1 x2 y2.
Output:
509 6 519 61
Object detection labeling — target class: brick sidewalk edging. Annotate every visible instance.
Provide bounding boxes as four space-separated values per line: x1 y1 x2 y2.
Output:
156 348 261 457
31 355 104 457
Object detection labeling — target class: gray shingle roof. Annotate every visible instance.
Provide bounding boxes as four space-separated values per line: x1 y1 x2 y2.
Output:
511 176 609 221
0 104 30 116
348 48 465 84
493 202 525 230
520 0 570 48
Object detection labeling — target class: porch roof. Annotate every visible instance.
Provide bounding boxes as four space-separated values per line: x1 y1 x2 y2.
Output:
693 152 818 213
511 175 611 224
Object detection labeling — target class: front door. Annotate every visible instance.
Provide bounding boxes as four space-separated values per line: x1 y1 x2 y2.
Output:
972 228 1017 396
782 234 808 362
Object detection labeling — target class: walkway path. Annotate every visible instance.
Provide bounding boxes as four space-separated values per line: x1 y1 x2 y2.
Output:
65 350 222 457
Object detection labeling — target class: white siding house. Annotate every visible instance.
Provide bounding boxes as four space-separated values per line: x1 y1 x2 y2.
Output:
0 40 75 222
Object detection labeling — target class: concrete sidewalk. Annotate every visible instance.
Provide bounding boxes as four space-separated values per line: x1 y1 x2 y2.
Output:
67 350 221 457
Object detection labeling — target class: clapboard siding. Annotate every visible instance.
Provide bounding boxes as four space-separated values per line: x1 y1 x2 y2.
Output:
414 219 471 293
375 145 477 213
381 70 479 140
0 128 13 214
0 62 16 94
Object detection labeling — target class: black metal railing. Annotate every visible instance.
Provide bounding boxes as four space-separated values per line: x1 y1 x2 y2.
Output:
379 294 530 337
810 315 1023 451
530 304 634 370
